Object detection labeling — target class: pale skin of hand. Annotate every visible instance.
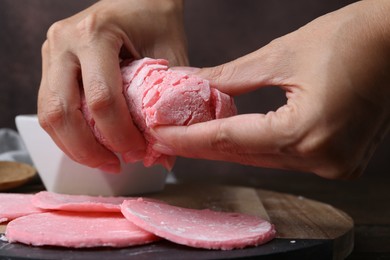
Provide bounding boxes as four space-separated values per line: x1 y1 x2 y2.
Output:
153 0 390 179
38 0 187 173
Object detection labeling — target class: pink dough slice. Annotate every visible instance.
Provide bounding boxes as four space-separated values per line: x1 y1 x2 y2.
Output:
32 191 128 212
0 193 46 223
31 191 162 213
121 199 276 250
6 212 159 248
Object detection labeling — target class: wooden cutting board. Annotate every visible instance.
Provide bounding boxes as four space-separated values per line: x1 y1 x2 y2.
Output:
0 184 353 260
149 184 354 259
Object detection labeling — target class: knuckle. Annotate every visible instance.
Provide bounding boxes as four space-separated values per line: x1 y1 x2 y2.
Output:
45 20 75 54
210 121 240 155
76 13 100 38
37 114 50 132
75 12 123 52
38 97 66 129
87 83 115 114
209 65 225 80
72 150 98 167
75 12 112 40
210 127 254 165
210 64 236 85
210 123 230 151
46 20 68 43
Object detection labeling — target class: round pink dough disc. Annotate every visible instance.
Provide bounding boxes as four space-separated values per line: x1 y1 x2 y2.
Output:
31 191 128 212
121 199 276 250
0 193 46 223
6 212 159 248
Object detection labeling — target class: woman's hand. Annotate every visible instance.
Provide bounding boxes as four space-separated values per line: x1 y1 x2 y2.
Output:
152 0 390 179
38 0 187 172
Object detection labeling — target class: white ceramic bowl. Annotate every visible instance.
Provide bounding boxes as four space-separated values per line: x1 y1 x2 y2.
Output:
15 115 167 196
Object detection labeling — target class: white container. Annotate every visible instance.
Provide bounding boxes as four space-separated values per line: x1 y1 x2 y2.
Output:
15 115 167 196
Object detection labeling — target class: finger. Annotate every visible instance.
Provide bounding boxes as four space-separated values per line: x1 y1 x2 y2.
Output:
38 42 120 172
194 41 293 96
38 41 73 160
78 39 146 162
152 114 279 160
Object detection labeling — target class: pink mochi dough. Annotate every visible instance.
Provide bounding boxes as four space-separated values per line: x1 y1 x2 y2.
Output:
82 58 237 169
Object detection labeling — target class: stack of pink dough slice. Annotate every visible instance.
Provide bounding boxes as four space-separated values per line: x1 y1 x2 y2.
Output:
0 194 45 223
2 191 276 250
31 191 163 212
31 191 142 212
6 212 158 248
82 58 237 169
3 192 159 248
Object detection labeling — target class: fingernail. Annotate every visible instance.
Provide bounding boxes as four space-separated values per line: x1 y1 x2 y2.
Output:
170 66 200 74
99 163 120 173
123 149 145 164
153 143 175 156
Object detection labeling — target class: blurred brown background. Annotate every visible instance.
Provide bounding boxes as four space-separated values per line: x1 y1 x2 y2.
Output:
0 1 389 258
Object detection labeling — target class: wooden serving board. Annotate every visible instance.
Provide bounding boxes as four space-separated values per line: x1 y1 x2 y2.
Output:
0 184 353 259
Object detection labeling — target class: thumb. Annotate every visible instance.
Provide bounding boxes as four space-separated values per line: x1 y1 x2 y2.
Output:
150 107 301 170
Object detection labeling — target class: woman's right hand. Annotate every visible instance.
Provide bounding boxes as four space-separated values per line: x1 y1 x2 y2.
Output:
152 0 390 179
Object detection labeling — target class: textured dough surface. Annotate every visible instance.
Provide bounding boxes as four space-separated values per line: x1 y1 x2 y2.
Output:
0 193 46 223
32 191 129 212
121 199 276 250
6 212 159 248
32 191 162 213
82 58 237 169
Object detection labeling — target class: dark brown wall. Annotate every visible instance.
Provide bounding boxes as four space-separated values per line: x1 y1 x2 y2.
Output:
0 0 388 182
0 0 96 130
